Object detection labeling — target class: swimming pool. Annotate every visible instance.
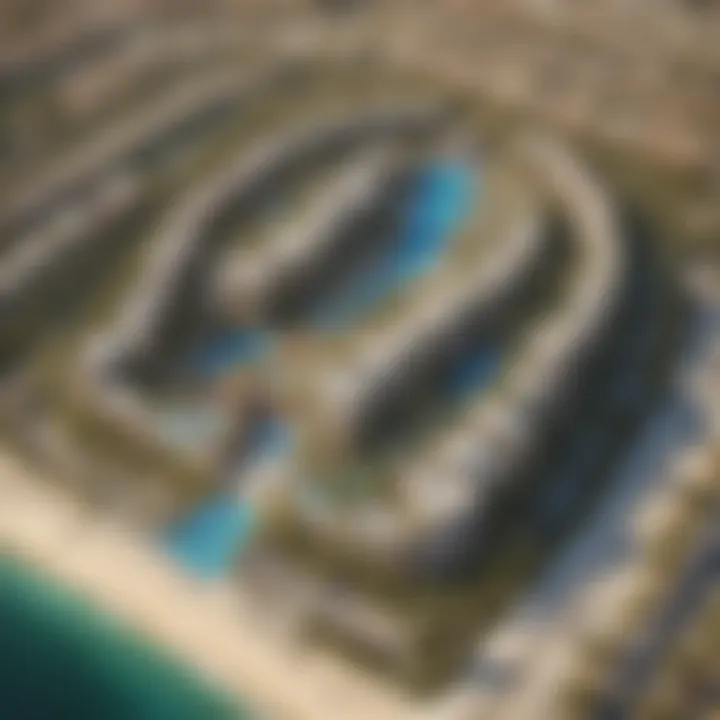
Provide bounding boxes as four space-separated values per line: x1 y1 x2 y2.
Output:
162 158 483 579
311 158 479 328
163 419 291 579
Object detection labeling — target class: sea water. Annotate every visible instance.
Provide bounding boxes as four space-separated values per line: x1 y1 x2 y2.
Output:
0 556 244 719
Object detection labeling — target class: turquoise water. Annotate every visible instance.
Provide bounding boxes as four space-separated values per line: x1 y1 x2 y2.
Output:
184 160 478 381
0 556 243 719
163 159 480 579
311 159 478 328
155 326 273 451
164 496 256 580
163 420 292 579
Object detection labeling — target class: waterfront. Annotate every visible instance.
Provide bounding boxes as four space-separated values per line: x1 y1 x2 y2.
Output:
0 556 244 719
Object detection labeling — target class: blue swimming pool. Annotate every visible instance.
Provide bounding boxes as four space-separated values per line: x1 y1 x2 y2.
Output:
163 496 255 580
163 420 291 579
311 159 479 328
163 158 482 580
183 158 479 382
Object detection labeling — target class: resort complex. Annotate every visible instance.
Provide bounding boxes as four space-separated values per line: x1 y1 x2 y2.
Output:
0 1 718 719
